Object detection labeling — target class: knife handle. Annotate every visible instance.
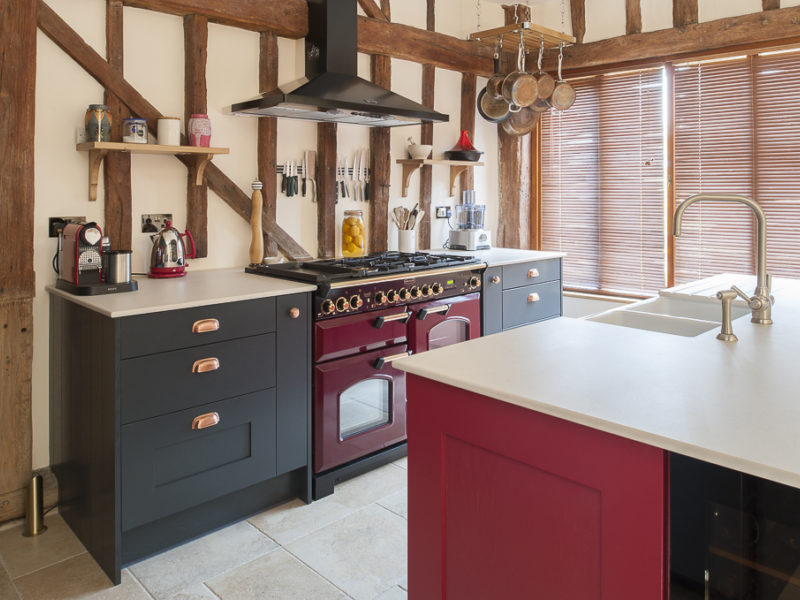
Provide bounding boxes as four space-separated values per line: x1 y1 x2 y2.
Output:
365 181 370 201
302 177 306 196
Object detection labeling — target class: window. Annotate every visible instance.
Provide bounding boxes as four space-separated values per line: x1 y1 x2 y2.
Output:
541 68 666 295
541 49 800 295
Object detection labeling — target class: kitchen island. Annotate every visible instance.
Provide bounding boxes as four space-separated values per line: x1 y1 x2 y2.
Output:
396 275 800 598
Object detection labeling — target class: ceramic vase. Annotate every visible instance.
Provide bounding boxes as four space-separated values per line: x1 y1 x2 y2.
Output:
187 114 212 147
85 104 112 142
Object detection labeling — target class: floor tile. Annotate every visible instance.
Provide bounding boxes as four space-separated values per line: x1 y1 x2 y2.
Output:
391 457 408 470
250 464 406 545
0 513 86 578
206 548 347 600
374 586 407 599
0 561 20 599
287 504 407 600
376 490 407 520
12 553 148 600
129 521 276 600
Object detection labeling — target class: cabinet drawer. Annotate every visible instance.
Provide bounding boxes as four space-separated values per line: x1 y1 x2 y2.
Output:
120 298 276 358
121 333 276 424
314 306 408 363
502 259 561 290
121 390 276 531
502 281 562 330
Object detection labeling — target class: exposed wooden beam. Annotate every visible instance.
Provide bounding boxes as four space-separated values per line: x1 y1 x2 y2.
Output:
184 14 209 258
317 124 337 258
552 6 800 73
37 0 311 259
0 0 36 519
122 0 307 38
673 0 698 28
459 73 477 192
417 0 436 250
570 0 586 44
358 0 388 21
104 0 132 252
763 0 780 9
626 0 642 35
369 0 391 253
258 31 279 257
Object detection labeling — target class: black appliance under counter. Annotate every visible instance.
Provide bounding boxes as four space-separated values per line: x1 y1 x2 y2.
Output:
48 281 312 585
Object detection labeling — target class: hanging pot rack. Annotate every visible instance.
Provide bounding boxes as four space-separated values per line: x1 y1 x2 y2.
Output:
468 22 574 52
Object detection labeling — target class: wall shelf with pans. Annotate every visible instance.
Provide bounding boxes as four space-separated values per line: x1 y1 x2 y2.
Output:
396 159 485 198
468 22 574 52
77 142 230 202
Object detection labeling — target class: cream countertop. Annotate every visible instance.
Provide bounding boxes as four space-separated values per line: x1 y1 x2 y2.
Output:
46 267 316 318
425 248 565 267
396 276 800 489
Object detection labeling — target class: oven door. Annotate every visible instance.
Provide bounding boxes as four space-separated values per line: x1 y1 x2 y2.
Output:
408 292 481 353
313 344 409 473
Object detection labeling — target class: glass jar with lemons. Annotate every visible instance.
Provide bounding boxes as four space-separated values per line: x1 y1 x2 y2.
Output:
341 210 366 257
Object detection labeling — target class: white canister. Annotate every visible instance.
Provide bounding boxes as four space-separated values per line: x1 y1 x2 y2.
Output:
398 229 416 253
157 117 181 146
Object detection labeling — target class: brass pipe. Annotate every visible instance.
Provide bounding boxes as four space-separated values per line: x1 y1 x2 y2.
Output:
23 473 47 537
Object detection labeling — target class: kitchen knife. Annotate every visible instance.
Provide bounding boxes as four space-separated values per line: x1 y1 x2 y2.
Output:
356 149 363 202
307 151 317 202
364 149 370 201
302 153 308 197
353 151 360 202
281 161 287 195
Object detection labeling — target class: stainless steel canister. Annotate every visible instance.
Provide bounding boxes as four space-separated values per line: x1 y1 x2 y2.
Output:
105 250 132 283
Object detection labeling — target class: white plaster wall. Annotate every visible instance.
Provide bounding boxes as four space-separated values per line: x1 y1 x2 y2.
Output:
699 0 762 21
641 1 673 33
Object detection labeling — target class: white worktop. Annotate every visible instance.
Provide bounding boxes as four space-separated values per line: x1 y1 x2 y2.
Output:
46 267 316 317
396 275 800 489
426 247 565 266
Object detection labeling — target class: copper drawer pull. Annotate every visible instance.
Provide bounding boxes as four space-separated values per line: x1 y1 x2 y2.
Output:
192 318 219 333
289 307 300 319
527 268 540 279
191 412 220 430
373 351 413 369
191 357 220 373
528 293 541 303
491 275 501 284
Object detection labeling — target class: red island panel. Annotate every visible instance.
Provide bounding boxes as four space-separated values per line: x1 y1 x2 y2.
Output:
407 375 667 600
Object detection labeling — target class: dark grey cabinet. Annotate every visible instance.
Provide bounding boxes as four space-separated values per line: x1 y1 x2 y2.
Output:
482 258 563 335
50 292 311 584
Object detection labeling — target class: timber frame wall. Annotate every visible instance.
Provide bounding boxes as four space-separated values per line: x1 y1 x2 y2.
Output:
3 0 800 522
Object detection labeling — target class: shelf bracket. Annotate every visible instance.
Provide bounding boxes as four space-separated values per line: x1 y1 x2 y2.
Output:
400 162 421 198
449 165 472 197
194 154 213 186
88 149 109 202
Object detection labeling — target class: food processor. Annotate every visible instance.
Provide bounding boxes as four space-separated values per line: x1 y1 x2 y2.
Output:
448 191 492 251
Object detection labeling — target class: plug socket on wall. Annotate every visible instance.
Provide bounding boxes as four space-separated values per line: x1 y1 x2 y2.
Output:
49 216 86 238
435 206 451 219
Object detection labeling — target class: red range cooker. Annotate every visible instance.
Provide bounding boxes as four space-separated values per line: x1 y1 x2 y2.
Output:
248 252 484 498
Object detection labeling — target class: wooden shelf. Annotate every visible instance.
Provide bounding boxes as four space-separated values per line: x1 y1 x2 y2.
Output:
468 22 574 51
77 142 230 201
396 159 484 197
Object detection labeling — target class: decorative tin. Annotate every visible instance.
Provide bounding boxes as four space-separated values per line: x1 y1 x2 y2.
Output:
85 104 112 142
122 118 148 144
187 113 212 147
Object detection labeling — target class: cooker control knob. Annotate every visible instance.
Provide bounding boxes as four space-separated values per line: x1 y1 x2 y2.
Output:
386 290 397 303
374 291 387 305
321 299 336 314
469 276 481 289
410 286 421 299
398 288 410 301
432 282 443 295
349 295 363 309
421 284 432 297
335 297 349 312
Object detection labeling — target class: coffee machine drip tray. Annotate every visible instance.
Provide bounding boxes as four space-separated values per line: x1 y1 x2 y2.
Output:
448 229 491 251
55 279 139 296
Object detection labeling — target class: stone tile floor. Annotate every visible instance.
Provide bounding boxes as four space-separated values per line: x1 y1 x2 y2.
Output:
0 458 408 600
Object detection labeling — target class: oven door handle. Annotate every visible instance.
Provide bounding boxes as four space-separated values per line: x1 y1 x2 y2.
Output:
417 304 451 320
373 351 413 370
373 311 411 328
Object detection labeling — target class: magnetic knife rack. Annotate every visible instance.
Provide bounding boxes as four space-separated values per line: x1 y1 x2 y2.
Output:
275 166 370 176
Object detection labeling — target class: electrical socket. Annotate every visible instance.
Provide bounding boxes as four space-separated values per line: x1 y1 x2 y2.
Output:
435 206 451 219
49 216 85 238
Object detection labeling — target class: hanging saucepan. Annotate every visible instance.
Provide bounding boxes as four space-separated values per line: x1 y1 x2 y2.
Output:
501 105 540 137
486 41 506 101
478 47 511 123
551 44 576 111
502 39 537 108
533 39 555 100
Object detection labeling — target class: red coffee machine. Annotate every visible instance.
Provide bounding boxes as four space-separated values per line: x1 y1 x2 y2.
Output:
59 222 104 285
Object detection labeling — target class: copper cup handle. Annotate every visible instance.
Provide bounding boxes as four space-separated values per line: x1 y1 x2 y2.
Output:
192 318 219 333
289 307 300 319
191 357 220 373
527 268 540 279
528 293 541 303
191 412 220 430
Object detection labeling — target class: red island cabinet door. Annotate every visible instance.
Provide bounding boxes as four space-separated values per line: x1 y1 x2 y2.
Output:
407 375 667 600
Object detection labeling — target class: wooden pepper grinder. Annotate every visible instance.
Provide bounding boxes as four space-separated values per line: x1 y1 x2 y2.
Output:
249 180 264 265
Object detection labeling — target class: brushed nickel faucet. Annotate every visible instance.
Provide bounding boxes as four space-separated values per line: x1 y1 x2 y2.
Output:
673 194 773 325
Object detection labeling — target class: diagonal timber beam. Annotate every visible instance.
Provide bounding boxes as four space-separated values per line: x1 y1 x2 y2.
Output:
37 0 311 260
358 0 388 21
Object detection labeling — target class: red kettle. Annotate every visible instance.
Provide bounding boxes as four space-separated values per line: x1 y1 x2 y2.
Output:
148 221 196 278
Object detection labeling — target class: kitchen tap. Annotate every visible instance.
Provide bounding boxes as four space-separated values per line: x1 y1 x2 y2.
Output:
673 193 773 324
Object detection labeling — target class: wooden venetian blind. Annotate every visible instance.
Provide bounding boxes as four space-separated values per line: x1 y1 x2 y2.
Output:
541 68 666 295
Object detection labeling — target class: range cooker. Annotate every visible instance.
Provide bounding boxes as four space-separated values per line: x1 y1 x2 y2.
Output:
247 252 485 498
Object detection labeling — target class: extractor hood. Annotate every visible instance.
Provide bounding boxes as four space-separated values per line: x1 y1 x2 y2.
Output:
227 0 449 127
